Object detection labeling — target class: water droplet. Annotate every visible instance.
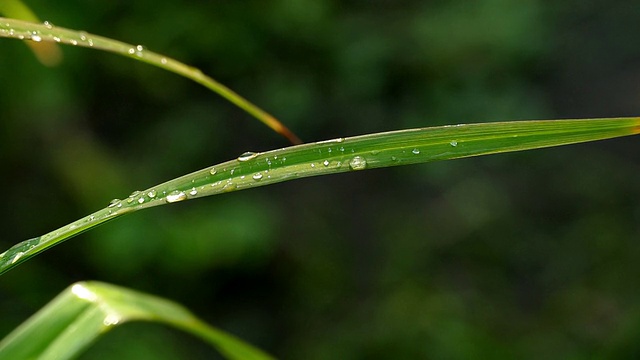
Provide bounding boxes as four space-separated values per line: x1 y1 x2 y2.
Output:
209 167 217 175
43 21 54 29
79 32 88 41
108 199 121 208
160 57 168 64
252 173 263 180
137 197 145 204
310 163 316 168
336 138 344 143
165 191 186 203
391 156 398 161
412 148 420 155
31 32 42 42
128 48 135 54
450 140 458 147
223 182 237 192
53 36 61 42
237 151 259 162
189 188 198 196
1 238 35 263
69 39 78 46
135 45 145 57
103 314 121 326
10 252 25 264
147 190 157 198
349 156 367 171
323 160 330 167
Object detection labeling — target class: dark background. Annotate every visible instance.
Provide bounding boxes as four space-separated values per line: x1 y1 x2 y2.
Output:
2 0 640 358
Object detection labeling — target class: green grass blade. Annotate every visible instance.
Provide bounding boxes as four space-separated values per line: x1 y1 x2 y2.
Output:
1 118 638 275
0 17 301 143
0 281 275 360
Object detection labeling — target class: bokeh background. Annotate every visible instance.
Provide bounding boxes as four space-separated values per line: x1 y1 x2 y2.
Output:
2 0 640 358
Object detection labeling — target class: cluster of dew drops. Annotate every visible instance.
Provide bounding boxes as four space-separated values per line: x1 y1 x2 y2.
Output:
100 137 463 210
103 151 262 209
0 139 469 267
0 20 172 64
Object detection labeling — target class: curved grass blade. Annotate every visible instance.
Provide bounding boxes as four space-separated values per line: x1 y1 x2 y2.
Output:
0 0 62 66
0 281 274 360
0 17 301 144
1 118 638 275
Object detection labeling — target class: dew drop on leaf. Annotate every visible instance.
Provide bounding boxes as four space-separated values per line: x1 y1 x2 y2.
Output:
223 182 237 192
165 191 187 203
237 151 259 162
349 156 367 171
135 45 145 57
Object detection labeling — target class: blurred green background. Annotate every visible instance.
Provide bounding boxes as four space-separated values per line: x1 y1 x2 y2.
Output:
2 0 640 358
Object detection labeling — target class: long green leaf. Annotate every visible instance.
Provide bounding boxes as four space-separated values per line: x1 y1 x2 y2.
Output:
0 17 300 143
0 281 274 360
1 117 638 275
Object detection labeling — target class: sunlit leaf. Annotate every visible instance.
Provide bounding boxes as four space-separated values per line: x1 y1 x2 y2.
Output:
0 281 274 360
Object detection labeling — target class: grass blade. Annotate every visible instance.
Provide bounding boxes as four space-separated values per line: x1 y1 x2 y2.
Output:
0 17 301 144
0 118 638 275
0 281 274 360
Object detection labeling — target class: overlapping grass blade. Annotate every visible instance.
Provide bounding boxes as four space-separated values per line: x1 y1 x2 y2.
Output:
1 117 638 275
0 281 274 360
0 17 300 143
0 0 62 65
